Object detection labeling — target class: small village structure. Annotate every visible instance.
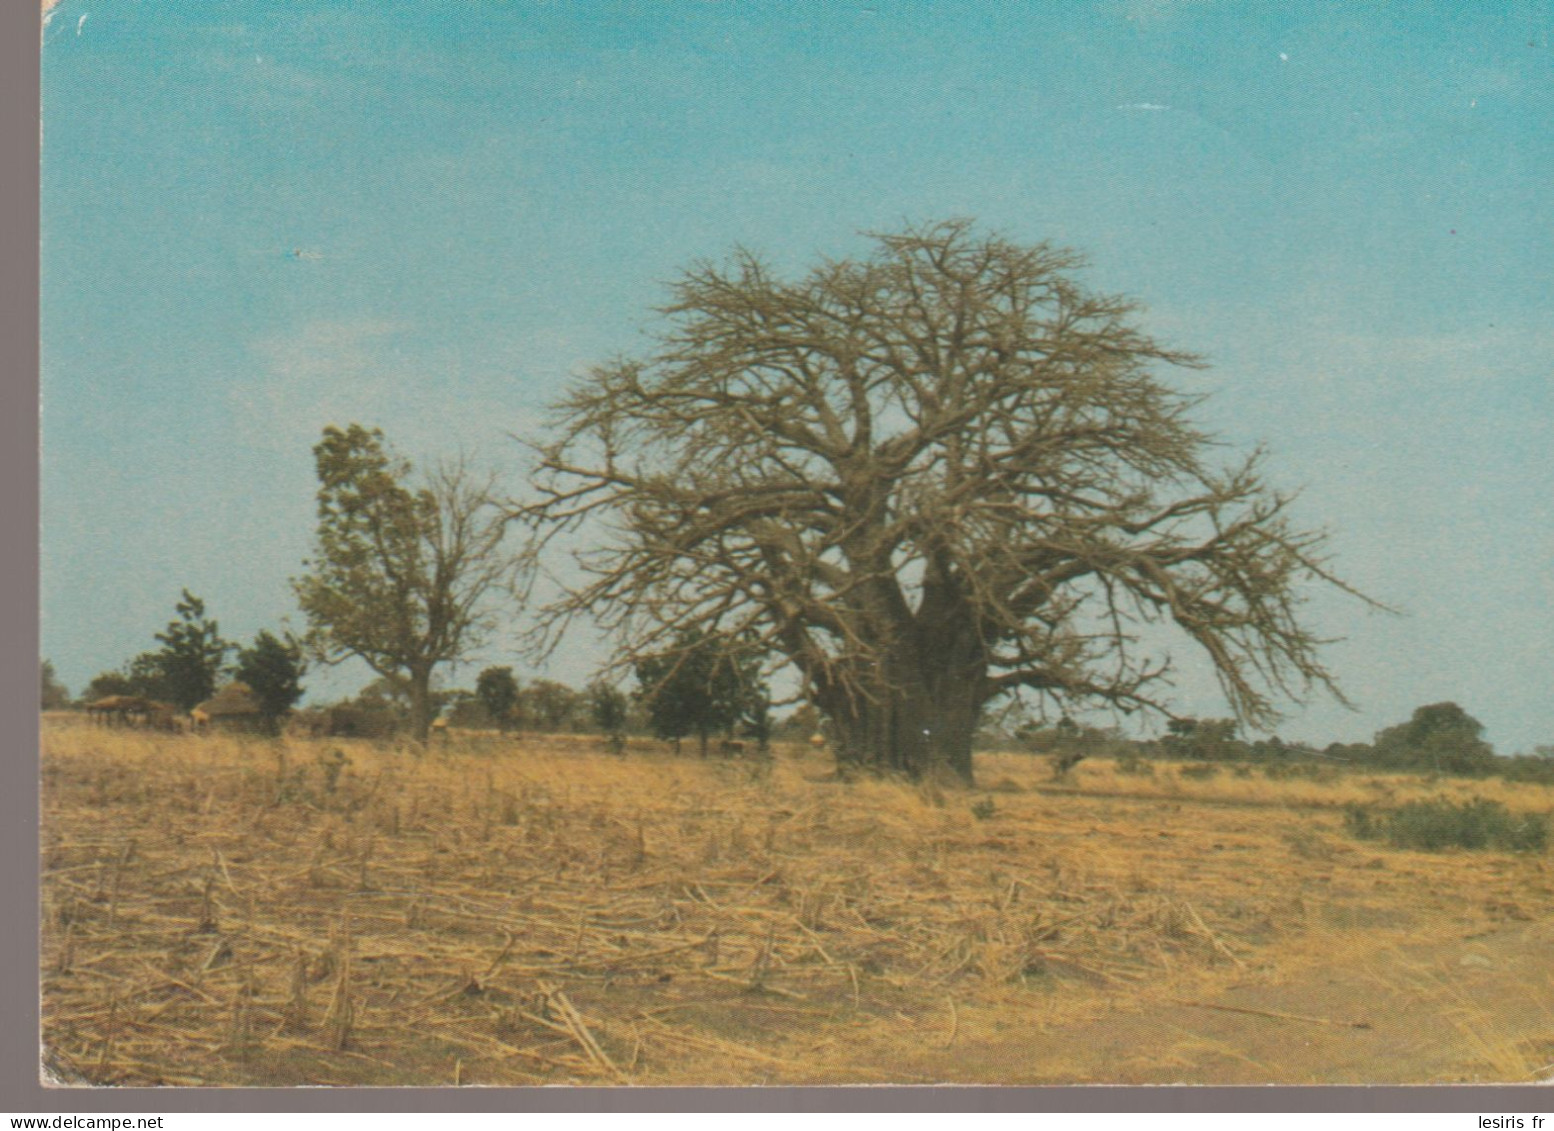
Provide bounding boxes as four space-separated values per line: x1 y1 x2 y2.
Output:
191 682 265 734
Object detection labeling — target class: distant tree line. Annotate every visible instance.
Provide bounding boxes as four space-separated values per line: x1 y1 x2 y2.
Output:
58 589 774 751
998 701 1554 785
51 613 1554 784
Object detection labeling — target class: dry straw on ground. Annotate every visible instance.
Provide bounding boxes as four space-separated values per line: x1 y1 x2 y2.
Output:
39 720 1554 1085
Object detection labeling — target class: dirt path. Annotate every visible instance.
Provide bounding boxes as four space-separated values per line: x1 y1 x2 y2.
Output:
882 919 1554 1085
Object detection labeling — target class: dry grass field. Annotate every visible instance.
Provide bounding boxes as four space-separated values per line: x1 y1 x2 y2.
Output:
39 716 1554 1086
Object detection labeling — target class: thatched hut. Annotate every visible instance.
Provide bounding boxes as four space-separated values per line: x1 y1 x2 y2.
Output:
85 695 153 727
193 682 266 734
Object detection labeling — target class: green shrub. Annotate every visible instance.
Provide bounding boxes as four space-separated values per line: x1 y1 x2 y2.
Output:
1345 798 1548 853
1179 763 1218 781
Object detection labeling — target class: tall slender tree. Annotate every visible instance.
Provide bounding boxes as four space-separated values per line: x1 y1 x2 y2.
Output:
294 425 516 743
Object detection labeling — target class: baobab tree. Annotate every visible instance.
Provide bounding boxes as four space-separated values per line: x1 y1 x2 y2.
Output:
516 221 1372 784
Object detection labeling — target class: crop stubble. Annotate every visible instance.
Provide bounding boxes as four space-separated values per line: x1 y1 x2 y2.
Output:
38 721 1554 1085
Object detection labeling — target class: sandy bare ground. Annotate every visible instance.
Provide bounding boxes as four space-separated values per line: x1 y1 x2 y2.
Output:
880 918 1554 1085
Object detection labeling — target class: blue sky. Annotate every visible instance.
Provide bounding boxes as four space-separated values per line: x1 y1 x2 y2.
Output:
41 1 1553 752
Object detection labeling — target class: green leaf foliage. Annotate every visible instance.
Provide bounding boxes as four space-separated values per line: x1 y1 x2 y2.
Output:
142 591 233 711
635 629 766 753
1372 702 1497 775
475 666 520 732
235 630 307 732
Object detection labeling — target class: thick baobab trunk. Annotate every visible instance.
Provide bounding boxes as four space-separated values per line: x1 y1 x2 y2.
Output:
818 601 990 784
822 661 985 786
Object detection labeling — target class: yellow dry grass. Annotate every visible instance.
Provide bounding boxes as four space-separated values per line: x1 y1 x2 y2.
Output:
38 720 1554 1086
1365 955 1554 1083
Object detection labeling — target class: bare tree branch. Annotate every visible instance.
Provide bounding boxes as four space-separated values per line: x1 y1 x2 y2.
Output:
512 221 1380 783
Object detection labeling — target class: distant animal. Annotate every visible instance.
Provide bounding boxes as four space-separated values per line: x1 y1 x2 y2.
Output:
189 707 211 732
718 739 746 757
808 732 826 749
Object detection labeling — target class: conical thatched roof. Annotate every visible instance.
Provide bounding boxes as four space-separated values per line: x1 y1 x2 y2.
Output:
196 681 261 718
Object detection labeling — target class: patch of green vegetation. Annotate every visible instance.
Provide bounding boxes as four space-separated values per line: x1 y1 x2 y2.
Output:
1344 798 1549 853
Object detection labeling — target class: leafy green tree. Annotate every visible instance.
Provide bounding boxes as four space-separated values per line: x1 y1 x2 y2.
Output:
293 425 516 743
84 670 137 701
518 222 1373 784
1502 749 1554 786
1374 702 1496 775
348 675 459 723
588 680 630 754
143 591 232 711
634 630 763 756
475 666 521 733
437 688 475 726
41 660 71 710
522 679 580 732
1160 717 1250 761
1190 718 1240 760
120 652 172 701
235 631 307 734
444 690 490 729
